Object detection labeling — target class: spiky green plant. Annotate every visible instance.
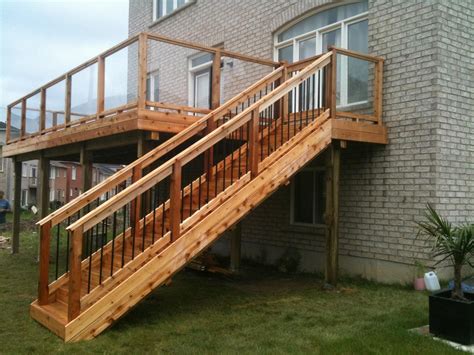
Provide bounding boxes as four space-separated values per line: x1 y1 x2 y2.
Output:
417 204 474 299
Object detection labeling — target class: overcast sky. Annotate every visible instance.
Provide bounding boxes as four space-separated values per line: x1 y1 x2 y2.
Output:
0 0 129 121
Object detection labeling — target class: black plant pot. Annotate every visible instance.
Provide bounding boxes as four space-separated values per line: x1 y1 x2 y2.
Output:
429 289 474 345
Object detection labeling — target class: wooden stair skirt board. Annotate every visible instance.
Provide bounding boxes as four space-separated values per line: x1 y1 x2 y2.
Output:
30 116 333 342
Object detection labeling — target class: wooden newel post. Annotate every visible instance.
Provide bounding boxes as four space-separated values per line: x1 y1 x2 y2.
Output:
329 49 337 119
65 74 71 124
38 221 52 305
6 106 11 142
248 109 260 178
169 161 182 242
97 56 105 116
374 59 384 124
138 33 148 110
40 88 46 132
20 98 26 137
68 227 83 321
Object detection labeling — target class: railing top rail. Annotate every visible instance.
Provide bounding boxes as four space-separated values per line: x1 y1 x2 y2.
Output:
9 32 279 109
37 66 285 228
145 32 280 67
67 52 332 233
328 46 384 63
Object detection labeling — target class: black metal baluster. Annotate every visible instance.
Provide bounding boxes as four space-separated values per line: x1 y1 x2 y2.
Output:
111 209 117 277
152 185 157 244
312 73 316 120
189 179 193 216
223 138 227 191
180 186 184 222
198 175 202 210
121 204 126 267
65 217 71 273
238 126 242 178
87 226 93 293
99 219 105 285
55 225 60 280
141 192 146 252
161 200 166 237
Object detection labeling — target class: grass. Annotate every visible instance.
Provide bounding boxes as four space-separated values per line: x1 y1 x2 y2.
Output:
0 214 466 354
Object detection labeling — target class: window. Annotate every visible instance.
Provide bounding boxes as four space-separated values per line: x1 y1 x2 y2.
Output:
71 166 77 181
291 168 325 225
50 167 55 179
70 188 73 197
0 157 4 173
21 189 28 206
153 0 190 21
274 1 368 107
146 71 160 103
49 189 54 202
22 163 28 177
188 52 223 109
30 167 37 178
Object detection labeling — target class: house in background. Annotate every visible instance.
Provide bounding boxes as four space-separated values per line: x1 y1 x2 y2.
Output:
2 0 472 341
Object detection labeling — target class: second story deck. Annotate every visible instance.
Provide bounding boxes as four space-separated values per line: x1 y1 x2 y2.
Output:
3 33 387 161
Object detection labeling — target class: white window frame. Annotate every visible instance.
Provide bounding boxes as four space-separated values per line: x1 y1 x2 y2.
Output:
71 166 77 181
188 52 225 109
290 167 326 227
274 9 369 109
153 0 190 22
0 157 4 173
22 163 28 177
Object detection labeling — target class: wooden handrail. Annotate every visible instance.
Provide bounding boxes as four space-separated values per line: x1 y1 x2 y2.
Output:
67 53 332 234
146 32 279 67
145 101 212 115
328 46 384 63
37 67 284 228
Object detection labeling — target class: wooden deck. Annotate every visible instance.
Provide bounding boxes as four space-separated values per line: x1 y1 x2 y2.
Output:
5 33 388 341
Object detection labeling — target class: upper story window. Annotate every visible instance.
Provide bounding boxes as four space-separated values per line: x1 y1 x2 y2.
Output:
153 0 191 21
274 1 368 107
71 166 77 181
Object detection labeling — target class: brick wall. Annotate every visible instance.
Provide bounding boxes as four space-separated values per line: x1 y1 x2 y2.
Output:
129 0 474 282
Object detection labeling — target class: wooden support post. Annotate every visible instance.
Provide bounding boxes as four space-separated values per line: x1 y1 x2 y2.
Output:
68 226 83 321
40 88 46 132
38 154 50 219
20 98 26 137
248 109 260 178
324 143 341 286
36 155 49 283
374 59 384 124
169 161 182 242
6 106 11 142
38 221 51 305
137 33 148 110
12 160 21 254
80 146 93 193
330 49 337 119
230 222 242 273
65 74 71 124
97 56 105 115
211 50 221 109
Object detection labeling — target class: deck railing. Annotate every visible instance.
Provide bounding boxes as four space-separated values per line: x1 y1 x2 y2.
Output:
5 32 279 144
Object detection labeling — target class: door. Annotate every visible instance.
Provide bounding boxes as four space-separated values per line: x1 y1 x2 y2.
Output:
193 68 211 109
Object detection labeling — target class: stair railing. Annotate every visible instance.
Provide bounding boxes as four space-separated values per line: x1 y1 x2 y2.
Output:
63 51 333 321
35 65 285 312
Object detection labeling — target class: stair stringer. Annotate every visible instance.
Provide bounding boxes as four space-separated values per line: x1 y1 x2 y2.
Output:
63 119 333 342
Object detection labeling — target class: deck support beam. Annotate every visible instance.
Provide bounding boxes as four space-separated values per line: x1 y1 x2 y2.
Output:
12 159 22 254
324 143 341 286
38 154 50 219
230 222 242 273
80 146 93 193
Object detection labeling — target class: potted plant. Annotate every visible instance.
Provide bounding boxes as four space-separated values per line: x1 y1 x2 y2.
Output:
417 204 474 345
413 261 426 291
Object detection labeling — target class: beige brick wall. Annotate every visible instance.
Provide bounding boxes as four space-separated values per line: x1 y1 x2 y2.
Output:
129 0 474 283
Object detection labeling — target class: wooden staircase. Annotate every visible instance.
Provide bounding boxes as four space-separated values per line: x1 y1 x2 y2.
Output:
31 49 386 341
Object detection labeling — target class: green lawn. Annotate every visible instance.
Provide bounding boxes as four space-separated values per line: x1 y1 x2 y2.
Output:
0 216 465 354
